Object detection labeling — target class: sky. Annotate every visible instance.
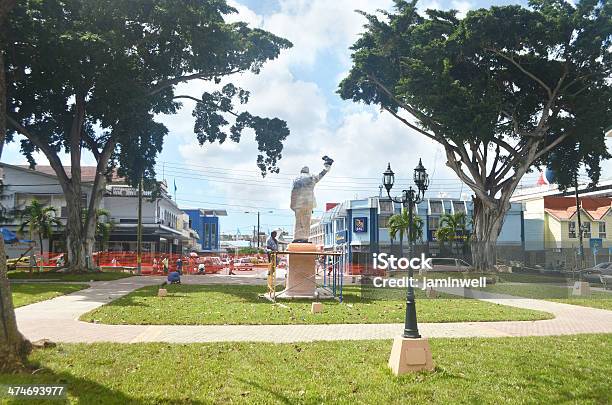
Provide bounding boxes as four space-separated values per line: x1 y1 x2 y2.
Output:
3 0 608 235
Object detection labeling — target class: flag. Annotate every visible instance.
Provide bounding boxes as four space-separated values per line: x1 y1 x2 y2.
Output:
173 179 177 193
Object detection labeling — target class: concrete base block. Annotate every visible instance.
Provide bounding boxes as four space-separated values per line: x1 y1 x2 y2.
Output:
311 302 323 313
277 242 319 299
425 288 438 298
158 288 168 297
572 281 591 296
388 336 434 375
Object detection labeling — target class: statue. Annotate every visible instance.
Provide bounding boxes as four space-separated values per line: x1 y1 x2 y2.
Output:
290 156 334 242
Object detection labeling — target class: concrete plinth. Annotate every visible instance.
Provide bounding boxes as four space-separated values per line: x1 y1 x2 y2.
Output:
572 281 591 296
276 242 319 299
158 288 167 297
388 336 434 375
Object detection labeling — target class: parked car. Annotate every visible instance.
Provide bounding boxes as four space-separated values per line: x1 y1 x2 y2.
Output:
580 262 612 283
429 258 472 272
233 257 254 271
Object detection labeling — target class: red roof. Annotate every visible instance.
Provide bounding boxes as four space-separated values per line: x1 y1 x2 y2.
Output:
18 165 123 183
544 196 612 221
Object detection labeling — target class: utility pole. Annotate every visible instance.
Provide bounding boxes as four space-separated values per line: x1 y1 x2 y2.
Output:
574 178 584 275
257 211 260 250
137 175 143 275
253 226 256 248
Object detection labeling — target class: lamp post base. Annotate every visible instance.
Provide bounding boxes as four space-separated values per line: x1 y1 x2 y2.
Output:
388 336 434 375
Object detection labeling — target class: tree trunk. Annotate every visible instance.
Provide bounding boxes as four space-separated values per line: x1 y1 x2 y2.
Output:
0 238 31 372
0 0 28 372
471 197 506 272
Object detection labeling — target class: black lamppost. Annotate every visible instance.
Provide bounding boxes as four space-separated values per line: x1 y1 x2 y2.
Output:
382 159 429 338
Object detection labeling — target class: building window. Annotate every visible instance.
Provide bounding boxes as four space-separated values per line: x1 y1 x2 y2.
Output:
582 222 591 239
599 222 606 239
379 215 391 228
452 201 466 214
569 222 576 238
430 201 443 214
428 216 440 230
379 200 394 214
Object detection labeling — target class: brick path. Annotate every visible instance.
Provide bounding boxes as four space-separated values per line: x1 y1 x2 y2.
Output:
14 276 612 343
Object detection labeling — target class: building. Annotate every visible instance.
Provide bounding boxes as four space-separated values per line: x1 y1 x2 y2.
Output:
0 162 198 254
519 196 612 268
310 196 524 266
183 209 227 252
103 182 196 254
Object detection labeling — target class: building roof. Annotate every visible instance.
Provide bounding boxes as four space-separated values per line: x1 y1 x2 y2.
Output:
16 165 123 183
182 208 228 217
544 196 612 221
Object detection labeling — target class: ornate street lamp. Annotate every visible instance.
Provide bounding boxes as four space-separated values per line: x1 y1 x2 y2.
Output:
382 159 429 338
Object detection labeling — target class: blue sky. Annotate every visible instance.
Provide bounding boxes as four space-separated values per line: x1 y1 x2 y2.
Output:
5 0 602 235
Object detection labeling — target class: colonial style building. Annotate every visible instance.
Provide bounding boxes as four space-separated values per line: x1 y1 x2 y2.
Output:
0 162 199 254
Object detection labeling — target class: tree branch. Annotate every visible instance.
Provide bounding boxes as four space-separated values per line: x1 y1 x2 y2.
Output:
367 74 444 135
173 95 239 117
148 69 242 96
6 116 70 186
381 106 438 143
485 48 552 97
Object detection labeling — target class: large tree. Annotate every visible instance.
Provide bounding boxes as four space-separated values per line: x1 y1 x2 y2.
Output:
0 0 30 374
339 0 611 270
6 0 292 271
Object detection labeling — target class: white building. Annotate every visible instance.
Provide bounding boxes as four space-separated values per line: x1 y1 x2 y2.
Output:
0 163 197 254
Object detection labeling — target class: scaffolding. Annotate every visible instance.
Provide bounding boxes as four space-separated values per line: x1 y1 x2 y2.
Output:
267 250 346 302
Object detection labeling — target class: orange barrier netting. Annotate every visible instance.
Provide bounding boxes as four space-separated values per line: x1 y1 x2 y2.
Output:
10 251 369 276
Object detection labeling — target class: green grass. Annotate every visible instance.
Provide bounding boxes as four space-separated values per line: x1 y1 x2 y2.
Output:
10 283 89 307
1 335 610 404
481 284 612 310
81 284 552 325
496 272 570 284
8 270 133 282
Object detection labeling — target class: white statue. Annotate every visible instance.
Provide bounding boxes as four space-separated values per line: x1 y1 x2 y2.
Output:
290 156 334 242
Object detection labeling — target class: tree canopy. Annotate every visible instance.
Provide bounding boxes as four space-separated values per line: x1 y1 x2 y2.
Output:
5 0 292 269
7 0 293 185
339 0 611 269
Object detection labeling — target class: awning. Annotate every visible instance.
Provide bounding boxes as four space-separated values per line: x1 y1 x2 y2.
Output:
1 228 18 243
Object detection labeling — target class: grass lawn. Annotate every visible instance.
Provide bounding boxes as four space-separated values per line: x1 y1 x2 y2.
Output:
81 284 552 325
1 335 610 404
481 284 612 310
10 283 89 307
8 270 133 282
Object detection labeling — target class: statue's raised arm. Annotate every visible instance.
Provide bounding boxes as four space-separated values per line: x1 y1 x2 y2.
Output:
313 155 334 183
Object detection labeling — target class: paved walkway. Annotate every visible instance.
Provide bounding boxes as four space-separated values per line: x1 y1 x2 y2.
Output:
14 276 612 343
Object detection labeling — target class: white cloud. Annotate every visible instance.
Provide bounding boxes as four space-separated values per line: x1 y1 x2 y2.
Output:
168 0 463 224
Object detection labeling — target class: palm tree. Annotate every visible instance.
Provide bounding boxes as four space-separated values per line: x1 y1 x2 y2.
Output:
388 209 423 256
436 212 470 253
18 199 62 255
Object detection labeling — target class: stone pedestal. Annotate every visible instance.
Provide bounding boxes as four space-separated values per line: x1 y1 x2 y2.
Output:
572 281 591 296
276 242 319 299
158 288 167 297
388 336 434 375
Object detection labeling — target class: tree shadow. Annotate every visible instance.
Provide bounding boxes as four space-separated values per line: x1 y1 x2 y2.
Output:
1 362 209 404
235 377 293 404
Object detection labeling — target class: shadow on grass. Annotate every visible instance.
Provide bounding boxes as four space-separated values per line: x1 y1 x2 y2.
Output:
1 360 208 404
236 377 293 405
